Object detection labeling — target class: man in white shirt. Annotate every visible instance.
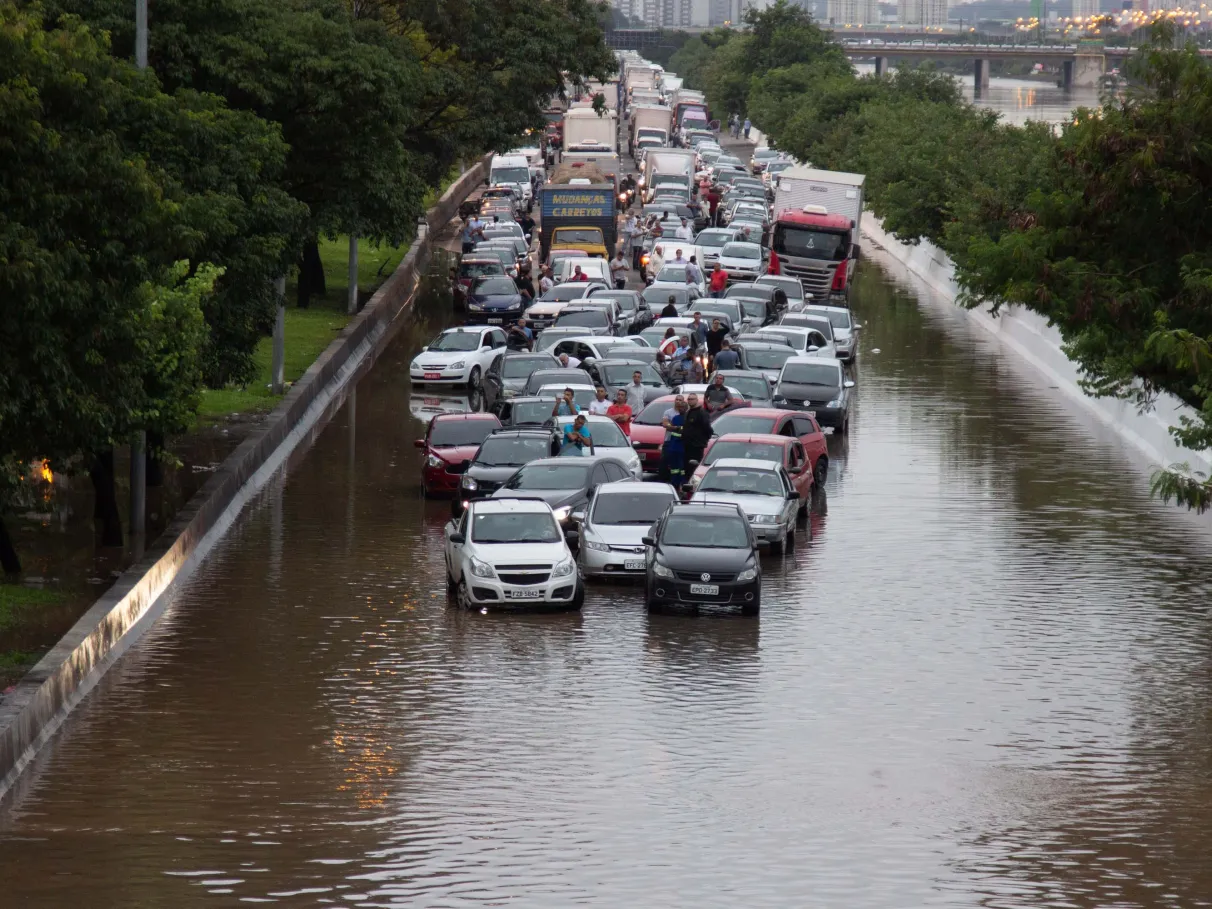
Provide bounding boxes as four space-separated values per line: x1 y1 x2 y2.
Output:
626 371 647 414
588 386 612 415
675 218 694 241
609 250 630 289
538 267 554 295
558 352 581 369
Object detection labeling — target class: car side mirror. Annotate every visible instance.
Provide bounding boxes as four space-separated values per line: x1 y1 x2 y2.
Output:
851 244 861 260
482 343 493 349
687 459 700 469
570 509 585 523
788 490 800 500
681 483 695 496
449 532 466 544
414 439 426 449
563 527 580 544
807 345 820 353
641 536 656 547
844 379 856 388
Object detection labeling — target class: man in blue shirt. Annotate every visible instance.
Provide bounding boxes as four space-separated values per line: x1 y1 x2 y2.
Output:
560 415 593 456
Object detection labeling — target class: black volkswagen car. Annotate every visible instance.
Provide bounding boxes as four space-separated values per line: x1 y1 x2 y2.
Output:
452 429 558 517
642 502 761 615
483 350 560 412
772 357 854 433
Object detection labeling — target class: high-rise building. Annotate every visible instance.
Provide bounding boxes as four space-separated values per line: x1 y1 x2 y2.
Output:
828 0 881 23
1070 0 1100 17
710 0 743 23
898 0 948 26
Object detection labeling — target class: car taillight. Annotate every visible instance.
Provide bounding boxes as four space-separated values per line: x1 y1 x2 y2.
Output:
831 262 848 292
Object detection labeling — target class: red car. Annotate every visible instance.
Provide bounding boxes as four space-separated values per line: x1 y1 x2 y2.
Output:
708 408 828 489
630 394 750 474
416 413 501 495
685 433 815 499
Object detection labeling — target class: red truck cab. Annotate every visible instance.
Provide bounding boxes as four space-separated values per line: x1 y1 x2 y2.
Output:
768 209 856 304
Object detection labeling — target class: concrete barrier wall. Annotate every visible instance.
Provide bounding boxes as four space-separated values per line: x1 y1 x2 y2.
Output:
0 158 490 798
860 213 1212 476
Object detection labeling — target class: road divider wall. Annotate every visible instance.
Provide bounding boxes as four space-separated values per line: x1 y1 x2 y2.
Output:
861 212 1212 477
0 158 490 800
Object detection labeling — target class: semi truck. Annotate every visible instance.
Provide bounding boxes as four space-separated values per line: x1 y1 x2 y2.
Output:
538 162 618 264
769 166 866 304
629 104 672 157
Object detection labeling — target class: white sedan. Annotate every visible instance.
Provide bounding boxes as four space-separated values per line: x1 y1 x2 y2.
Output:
410 326 508 388
649 263 707 297
716 242 766 283
444 498 582 610
576 481 680 579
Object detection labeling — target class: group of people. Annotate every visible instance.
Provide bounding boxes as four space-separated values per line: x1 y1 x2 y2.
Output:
547 375 651 456
727 114 752 140
656 378 735 486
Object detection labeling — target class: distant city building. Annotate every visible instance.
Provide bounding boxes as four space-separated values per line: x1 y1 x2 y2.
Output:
710 0 744 22
1070 0 1099 15
898 0 949 26
829 0 882 22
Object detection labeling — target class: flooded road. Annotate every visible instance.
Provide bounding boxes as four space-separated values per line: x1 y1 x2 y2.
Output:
4 249 1212 909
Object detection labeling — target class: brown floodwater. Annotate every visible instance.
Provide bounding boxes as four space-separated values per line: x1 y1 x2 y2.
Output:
3 249 1212 909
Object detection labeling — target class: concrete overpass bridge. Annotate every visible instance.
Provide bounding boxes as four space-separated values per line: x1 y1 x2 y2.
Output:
838 39 1184 89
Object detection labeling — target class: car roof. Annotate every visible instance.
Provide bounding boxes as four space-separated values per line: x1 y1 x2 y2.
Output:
665 501 747 519
720 241 763 251
538 383 596 391
432 412 501 422
785 354 840 367
708 457 783 471
471 497 553 514
712 432 792 445
460 257 504 265
595 480 677 495
760 325 811 337
440 326 494 334
488 427 556 439
593 357 654 367
720 407 790 418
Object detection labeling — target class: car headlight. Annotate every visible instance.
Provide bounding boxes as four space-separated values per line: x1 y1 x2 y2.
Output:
461 476 478 490
469 557 495 579
552 505 572 522
752 513 780 524
502 389 516 398
653 561 674 579
583 539 610 552
827 398 842 408
427 454 444 468
410 359 421 370
468 302 484 311
448 360 466 370
552 557 576 578
737 567 757 582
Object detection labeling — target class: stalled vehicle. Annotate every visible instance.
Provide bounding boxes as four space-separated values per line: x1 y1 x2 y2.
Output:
577 482 680 579
689 459 802 554
684 432 817 500
444 498 583 610
730 341 798 384
410 326 508 388
801 303 860 364
482 351 561 412
772 357 854 433
587 289 654 334
464 276 527 326
417 413 503 496
583 359 670 405
496 396 561 429
643 502 761 615
711 407 829 483
452 429 559 517
756 325 834 359
492 455 633 527
753 274 807 310
770 168 866 303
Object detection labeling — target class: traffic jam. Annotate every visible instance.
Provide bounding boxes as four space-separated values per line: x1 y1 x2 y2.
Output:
415 51 865 615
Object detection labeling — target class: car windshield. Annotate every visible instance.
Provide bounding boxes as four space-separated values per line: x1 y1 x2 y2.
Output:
807 308 852 330
509 401 552 424
594 292 639 311
726 284 775 301
544 285 590 302
592 490 676 525
476 436 552 467
525 371 582 393
586 420 628 447
471 511 561 544
459 261 504 279
705 441 785 465
490 166 530 185
504 462 591 490
555 229 604 245
761 329 806 349
540 386 596 408
535 330 582 350
643 286 690 307
555 310 608 328
782 362 842 387
602 364 663 386
636 400 677 425
736 299 768 321
502 356 554 379
742 346 796 370
699 466 785 496
661 513 750 548
428 332 483 352
472 277 518 296
702 301 741 322
721 375 771 399
783 317 834 340
712 413 778 436
429 420 497 447
774 225 848 261
756 278 802 299
655 266 692 283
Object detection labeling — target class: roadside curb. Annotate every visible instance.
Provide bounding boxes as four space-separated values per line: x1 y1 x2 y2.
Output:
860 212 1212 478
0 157 490 800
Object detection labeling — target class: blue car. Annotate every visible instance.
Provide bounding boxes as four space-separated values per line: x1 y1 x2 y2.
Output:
465 275 526 326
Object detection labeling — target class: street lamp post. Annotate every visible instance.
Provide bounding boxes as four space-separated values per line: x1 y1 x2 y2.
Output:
132 0 149 544
135 0 148 69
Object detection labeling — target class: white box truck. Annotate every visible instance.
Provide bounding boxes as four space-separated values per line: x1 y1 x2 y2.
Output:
641 148 696 203
629 104 672 157
770 167 866 304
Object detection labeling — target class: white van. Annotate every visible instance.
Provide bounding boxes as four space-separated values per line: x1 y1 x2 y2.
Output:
489 154 534 211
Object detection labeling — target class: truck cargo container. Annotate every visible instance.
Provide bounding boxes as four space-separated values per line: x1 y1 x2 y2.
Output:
629 104 672 156
538 164 618 263
769 167 865 304
641 149 697 203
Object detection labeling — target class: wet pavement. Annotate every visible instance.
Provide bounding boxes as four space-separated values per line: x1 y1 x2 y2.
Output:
3 237 1212 906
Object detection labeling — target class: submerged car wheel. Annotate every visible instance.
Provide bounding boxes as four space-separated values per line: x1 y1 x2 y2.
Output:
457 580 472 610
814 457 828 489
769 535 785 557
741 593 761 617
467 366 482 389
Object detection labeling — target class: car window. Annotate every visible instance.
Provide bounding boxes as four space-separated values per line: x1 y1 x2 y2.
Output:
792 416 815 438
605 461 629 481
778 418 796 438
490 330 508 348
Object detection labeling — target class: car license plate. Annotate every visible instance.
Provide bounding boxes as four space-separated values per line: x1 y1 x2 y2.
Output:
689 583 719 596
624 559 644 571
423 372 441 380
488 318 503 324
507 588 543 599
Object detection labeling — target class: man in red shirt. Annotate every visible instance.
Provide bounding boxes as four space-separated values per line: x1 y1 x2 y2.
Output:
606 389 634 437
571 265 589 282
706 185 721 225
709 263 729 298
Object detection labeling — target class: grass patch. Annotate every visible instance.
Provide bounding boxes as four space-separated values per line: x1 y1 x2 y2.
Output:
0 585 66 632
197 236 409 421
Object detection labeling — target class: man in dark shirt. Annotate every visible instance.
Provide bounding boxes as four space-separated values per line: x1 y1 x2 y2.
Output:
681 393 713 470
704 373 733 412
660 296 679 319
705 317 729 363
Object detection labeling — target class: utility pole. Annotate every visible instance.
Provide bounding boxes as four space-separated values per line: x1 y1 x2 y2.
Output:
272 276 286 394
132 0 149 550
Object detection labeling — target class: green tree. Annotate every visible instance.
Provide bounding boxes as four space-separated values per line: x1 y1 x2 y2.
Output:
956 27 1212 511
